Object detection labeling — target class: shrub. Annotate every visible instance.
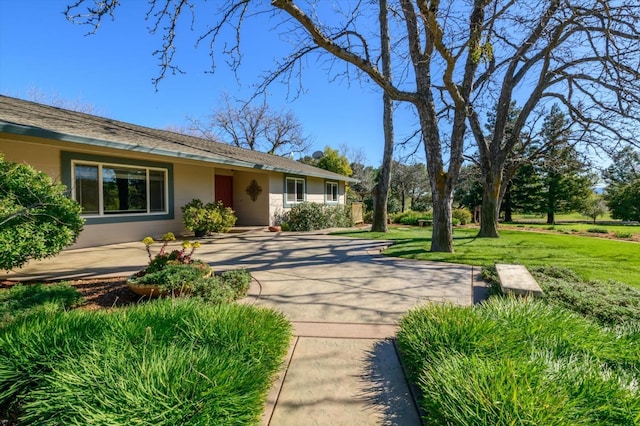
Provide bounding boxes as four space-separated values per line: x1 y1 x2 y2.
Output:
324 204 354 228
397 298 640 425
181 199 237 235
220 269 253 299
283 202 353 231
0 283 82 326
391 210 432 226
0 155 84 271
0 299 292 424
363 209 373 224
285 202 327 231
484 265 640 326
614 230 633 239
451 218 461 226
191 269 253 303
531 266 640 325
131 263 211 293
452 208 472 225
587 227 609 234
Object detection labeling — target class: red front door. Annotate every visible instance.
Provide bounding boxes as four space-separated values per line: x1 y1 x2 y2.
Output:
215 175 233 208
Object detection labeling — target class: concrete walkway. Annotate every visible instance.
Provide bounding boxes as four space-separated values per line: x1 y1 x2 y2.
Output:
4 229 487 425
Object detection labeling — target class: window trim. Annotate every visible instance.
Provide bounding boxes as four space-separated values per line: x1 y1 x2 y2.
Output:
61 152 174 224
283 175 306 207
325 180 339 204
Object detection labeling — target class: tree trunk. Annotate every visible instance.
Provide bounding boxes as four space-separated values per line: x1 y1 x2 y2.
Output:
371 0 394 233
430 181 453 252
478 174 501 238
503 181 513 223
547 210 555 224
546 175 557 224
371 183 388 232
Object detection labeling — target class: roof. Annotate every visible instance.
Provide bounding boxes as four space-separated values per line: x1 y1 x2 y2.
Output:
0 95 356 182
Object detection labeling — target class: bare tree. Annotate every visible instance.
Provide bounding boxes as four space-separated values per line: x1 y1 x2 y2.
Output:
22 86 102 115
187 94 310 156
466 1 640 236
65 0 640 251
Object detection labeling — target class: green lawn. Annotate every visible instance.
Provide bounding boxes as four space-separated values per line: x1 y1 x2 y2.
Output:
506 222 640 236
336 227 640 288
510 212 616 222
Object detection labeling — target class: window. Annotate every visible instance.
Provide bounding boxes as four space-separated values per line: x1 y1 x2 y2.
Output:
72 160 168 216
285 177 305 205
326 181 338 203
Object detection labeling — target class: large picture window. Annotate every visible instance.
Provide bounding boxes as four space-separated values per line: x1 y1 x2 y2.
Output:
72 161 168 216
325 181 338 203
285 177 305 205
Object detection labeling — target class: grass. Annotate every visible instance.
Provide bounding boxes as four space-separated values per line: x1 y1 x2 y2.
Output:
397 298 640 425
0 283 82 326
510 212 616 222
335 227 640 288
510 221 640 236
0 298 292 425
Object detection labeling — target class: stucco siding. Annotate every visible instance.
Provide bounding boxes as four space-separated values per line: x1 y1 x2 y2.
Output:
1 137 62 180
233 171 270 226
269 173 285 225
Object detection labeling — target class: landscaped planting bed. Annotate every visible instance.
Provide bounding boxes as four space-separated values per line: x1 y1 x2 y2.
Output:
0 298 291 425
397 298 640 425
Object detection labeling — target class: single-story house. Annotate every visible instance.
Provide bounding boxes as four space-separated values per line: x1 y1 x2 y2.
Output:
0 95 356 248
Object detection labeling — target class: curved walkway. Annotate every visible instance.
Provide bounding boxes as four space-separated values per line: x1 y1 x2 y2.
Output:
5 230 487 425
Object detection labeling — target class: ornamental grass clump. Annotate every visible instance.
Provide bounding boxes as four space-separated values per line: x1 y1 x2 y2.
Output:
0 299 292 424
397 298 640 425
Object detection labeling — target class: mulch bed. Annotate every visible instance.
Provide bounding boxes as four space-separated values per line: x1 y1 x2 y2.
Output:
1 277 148 311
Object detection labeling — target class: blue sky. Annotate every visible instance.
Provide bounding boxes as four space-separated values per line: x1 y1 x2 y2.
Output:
0 1 422 166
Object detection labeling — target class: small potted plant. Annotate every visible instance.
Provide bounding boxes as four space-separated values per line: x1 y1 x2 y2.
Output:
127 232 211 297
181 199 237 237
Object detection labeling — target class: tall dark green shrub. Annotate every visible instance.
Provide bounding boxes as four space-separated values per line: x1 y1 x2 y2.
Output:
0 155 84 270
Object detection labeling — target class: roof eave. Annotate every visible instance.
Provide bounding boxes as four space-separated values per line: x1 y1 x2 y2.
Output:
0 122 357 183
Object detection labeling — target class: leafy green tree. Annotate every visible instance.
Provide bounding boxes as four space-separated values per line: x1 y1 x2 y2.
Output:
606 179 640 222
581 194 607 224
454 164 483 211
311 147 353 177
0 155 84 270
503 162 545 221
348 162 376 203
538 106 594 223
390 161 430 212
602 146 640 188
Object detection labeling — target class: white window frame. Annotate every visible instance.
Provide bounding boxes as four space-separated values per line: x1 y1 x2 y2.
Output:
71 160 169 217
325 181 339 203
285 176 306 206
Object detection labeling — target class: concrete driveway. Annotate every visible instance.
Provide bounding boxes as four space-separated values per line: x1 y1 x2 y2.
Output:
4 229 487 425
